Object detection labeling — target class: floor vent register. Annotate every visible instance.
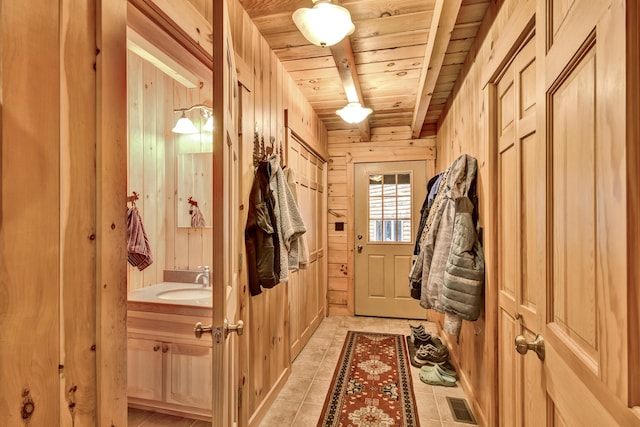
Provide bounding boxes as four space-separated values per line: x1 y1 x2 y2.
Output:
446 397 477 424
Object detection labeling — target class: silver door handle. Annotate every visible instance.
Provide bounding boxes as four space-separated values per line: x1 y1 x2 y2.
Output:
515 334 545 360
357 245 363 253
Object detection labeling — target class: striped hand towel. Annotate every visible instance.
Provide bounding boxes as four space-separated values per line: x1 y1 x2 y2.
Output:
191 205 207 228
127 206 153 271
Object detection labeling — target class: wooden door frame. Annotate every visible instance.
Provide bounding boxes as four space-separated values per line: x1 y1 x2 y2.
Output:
96 0 218 424
626 0 640 408
96 0 129 423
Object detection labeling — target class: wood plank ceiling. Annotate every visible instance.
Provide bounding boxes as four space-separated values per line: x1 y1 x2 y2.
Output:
239 0 491 140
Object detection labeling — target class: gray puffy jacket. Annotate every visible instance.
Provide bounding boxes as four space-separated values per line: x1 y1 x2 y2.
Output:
441 196 485 321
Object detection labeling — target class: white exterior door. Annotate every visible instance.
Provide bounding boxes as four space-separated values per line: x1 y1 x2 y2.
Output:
354 161 428 319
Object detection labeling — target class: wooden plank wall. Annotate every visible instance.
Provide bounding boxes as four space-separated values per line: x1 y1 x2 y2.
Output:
434 1 535 425
225 1 329 425
0 1 63 424
326 127 436 315
127 50 214 292
0 0 124 424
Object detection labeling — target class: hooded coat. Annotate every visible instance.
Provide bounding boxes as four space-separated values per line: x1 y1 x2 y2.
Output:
409 154 484 335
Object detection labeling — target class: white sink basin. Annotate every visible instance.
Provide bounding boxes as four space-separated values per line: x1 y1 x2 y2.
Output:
157 287 212 300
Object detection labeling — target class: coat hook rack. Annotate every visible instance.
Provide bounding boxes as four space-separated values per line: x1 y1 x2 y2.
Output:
127 192 139 205
188 197 199 215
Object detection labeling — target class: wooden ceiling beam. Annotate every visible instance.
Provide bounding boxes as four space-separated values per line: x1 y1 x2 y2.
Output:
411 0 462 138
330 38 371 142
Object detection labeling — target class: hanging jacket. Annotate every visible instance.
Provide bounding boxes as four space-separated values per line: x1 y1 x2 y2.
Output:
245 161 280 296
411 172 443 299
441 196 485 322
269 155 306 282
284 167 309 269
407 167 451 307
413 155 479 322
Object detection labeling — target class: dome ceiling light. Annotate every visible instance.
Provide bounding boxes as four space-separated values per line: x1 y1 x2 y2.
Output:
292 0 355 47
336 102 373 124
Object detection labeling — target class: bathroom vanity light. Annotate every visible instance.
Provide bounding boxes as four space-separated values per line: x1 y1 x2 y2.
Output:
172 104 213 134
336 102 373 124
203 116 214 132
172 111 199 134
292 0 355 47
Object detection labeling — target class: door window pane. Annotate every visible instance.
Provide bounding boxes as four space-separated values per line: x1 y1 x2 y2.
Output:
368 173 412 242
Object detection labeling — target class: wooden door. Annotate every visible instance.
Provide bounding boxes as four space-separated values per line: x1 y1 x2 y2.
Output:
287 132 327 360
496 1 639 425
539 0 638 424
354 161 428 318
495 34 546 427
210 1 242 426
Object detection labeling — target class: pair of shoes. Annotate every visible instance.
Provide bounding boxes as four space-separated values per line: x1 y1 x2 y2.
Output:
422 360 457 379
409 323 432 347
419 364 456 387
414 337 449 366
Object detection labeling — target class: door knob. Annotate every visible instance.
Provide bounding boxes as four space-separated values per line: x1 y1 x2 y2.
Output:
514 334 545 360
194 322 213 339
224 319 244 337
357 245 363 253
195 320 244 341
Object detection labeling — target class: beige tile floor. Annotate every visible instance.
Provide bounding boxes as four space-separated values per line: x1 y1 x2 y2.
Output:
258 315 476 427
129 315 475 426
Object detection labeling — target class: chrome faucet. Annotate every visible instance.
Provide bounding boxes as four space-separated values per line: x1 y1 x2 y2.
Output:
194 266 210 287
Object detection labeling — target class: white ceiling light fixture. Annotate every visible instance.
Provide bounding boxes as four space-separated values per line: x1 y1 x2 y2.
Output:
172 104 213 134
336 102 372 124
292 0 355 47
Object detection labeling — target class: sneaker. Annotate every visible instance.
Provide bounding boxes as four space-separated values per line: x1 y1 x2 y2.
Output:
409 323 433 347
409 323 426 335
414 337 449 366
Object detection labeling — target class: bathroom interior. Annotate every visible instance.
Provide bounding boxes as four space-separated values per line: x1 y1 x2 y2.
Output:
125 23 216 419
123 5 328 422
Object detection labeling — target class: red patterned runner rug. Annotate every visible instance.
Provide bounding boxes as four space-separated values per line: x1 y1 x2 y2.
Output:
317 331 421 427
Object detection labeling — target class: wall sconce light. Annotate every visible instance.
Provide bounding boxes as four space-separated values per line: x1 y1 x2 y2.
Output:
203 116 214 132
172 104 213 134
336 102 372 124
292 0 355 47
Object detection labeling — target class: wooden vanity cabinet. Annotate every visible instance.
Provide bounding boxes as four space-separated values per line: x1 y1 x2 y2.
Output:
127 337 164 402
127 309 212 419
